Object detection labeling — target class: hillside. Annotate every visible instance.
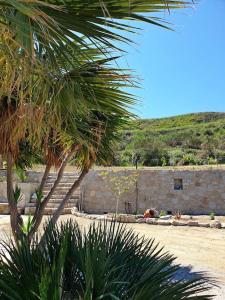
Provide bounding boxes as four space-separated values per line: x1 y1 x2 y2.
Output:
113 112 225 166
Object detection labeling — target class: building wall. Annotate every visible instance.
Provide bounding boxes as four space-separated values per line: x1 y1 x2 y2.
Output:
0 170 42 206
80 168 225 215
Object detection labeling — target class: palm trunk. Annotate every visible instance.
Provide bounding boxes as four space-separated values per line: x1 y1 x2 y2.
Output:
0 155 3 169
28 148 76 242
39 163 51 193
50 168 89 226
7 152 23 242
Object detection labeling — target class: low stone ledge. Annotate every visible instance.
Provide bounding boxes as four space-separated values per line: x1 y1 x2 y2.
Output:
156 220 171 226
171 220 187 226
116 214 136 223
70 210 224 229
198 222 210 228
188 221 199 227
146 218 157 225
137 218 146 223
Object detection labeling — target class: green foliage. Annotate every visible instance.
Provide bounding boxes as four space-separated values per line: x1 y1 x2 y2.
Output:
36 189 44 202
21 215 34 236
99 170 138 215
159 210 167 217
13 185 22 204
0 220 212 299
115 112 225 166
209 212 215 220
15 168 27 182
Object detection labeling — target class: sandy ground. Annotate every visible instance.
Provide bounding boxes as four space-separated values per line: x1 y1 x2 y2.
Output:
0 215 225 299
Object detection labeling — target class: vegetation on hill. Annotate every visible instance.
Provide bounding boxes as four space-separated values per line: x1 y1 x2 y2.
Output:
113 112 225 167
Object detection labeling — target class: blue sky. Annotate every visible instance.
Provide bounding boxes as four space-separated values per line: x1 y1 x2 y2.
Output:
119 0 225 119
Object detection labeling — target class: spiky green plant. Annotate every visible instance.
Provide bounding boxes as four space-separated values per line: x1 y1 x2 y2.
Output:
0 220 213 299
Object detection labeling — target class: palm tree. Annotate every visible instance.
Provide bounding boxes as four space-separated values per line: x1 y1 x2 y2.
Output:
0 0 194 242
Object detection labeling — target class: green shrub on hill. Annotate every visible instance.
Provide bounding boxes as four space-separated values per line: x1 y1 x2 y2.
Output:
113 112 225 167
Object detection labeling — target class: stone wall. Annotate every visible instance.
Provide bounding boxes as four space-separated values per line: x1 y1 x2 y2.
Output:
1 167 225 215
0 170 42 205
80 168 225 215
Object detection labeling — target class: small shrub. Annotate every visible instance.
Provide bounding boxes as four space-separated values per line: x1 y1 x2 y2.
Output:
159 210 167 217
209 212 215 220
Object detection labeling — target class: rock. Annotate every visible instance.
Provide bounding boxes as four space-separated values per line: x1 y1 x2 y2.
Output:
137 218 146 223
221 223 225 229
159 215 172 220
210 220 221 229
71 207 78 214
171 220 187 226
156 220 171 226
96 215 107 220
146 218 157 225
188 221 199 227
71 210 86 218
144 208 159 218
116 214 136 223
135 214 144 219
198 222 210 228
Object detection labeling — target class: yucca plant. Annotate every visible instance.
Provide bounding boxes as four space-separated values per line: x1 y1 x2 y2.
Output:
0 220 213 299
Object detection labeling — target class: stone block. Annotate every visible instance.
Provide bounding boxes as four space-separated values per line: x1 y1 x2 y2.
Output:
188 221 199 227
156 220 171 226
135 214 144 219
24 206 35 215
146 218 157 225
159 215 172 220
116 214 136 223
71 207 78 214
171 220 187 226
90 191 96 197
137 218 146 223
210 220 221 229
0 203 9 214
198 222 210 228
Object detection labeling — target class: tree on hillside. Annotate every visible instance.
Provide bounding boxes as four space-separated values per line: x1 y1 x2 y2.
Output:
0 0 192 243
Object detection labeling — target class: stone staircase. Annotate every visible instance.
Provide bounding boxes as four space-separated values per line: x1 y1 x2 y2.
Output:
25 173 81 215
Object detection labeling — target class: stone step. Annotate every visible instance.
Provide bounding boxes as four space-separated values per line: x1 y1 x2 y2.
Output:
42 195 80 201
30 198 78 204
25 206 72 215
46 177 77 184
28 200 76 206
24 172 81 216
48 173 78 177
47 198 77 203
46 203 75 208
42 190 80 195
42 191 80 196
47 173 78 177
44 182 76 187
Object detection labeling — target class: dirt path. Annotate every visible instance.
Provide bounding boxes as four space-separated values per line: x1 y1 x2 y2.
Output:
1 215 225 298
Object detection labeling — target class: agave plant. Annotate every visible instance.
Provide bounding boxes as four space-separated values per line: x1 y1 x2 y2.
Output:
0 220 213 299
